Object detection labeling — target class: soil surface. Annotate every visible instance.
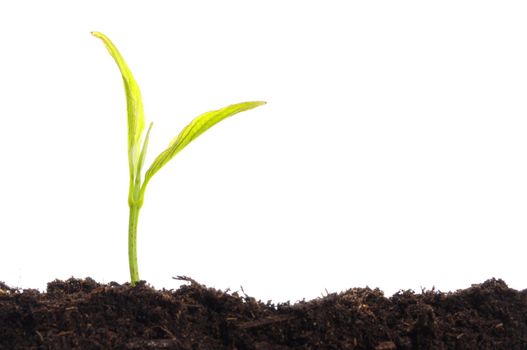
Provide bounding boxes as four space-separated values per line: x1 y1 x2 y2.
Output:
0 277 526 349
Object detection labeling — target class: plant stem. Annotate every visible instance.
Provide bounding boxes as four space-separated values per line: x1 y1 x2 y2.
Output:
128 204 141 285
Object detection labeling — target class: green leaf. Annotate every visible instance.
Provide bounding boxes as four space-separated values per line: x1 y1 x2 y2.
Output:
92 32 145 178
143 101 266 185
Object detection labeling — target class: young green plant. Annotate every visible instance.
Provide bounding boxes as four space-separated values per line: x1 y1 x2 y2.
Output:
92 32 266 286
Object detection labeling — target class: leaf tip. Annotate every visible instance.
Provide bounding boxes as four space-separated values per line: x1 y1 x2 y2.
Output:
91 32 112 44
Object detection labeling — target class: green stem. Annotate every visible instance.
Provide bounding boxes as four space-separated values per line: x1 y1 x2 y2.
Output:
128 204 141 285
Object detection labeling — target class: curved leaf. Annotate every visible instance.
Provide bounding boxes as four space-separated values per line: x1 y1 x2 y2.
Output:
143 101 266 185
92 32 145 177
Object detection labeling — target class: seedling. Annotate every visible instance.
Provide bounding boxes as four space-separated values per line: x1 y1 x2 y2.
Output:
92 32 265 286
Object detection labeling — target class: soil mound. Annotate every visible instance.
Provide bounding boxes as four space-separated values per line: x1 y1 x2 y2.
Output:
1 277 526 349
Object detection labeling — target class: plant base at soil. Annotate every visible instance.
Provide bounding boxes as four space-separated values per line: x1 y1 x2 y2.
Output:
0 277 526 349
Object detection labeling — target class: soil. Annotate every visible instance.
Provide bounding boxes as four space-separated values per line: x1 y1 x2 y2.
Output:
0 277 526 349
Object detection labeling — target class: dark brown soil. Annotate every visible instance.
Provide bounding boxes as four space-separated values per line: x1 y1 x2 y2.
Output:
1 277 526 349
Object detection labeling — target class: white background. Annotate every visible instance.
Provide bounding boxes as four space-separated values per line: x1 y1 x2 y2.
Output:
1 1 526 303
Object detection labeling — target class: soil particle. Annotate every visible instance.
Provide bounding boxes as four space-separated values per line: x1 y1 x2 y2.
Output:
0 277 526 349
